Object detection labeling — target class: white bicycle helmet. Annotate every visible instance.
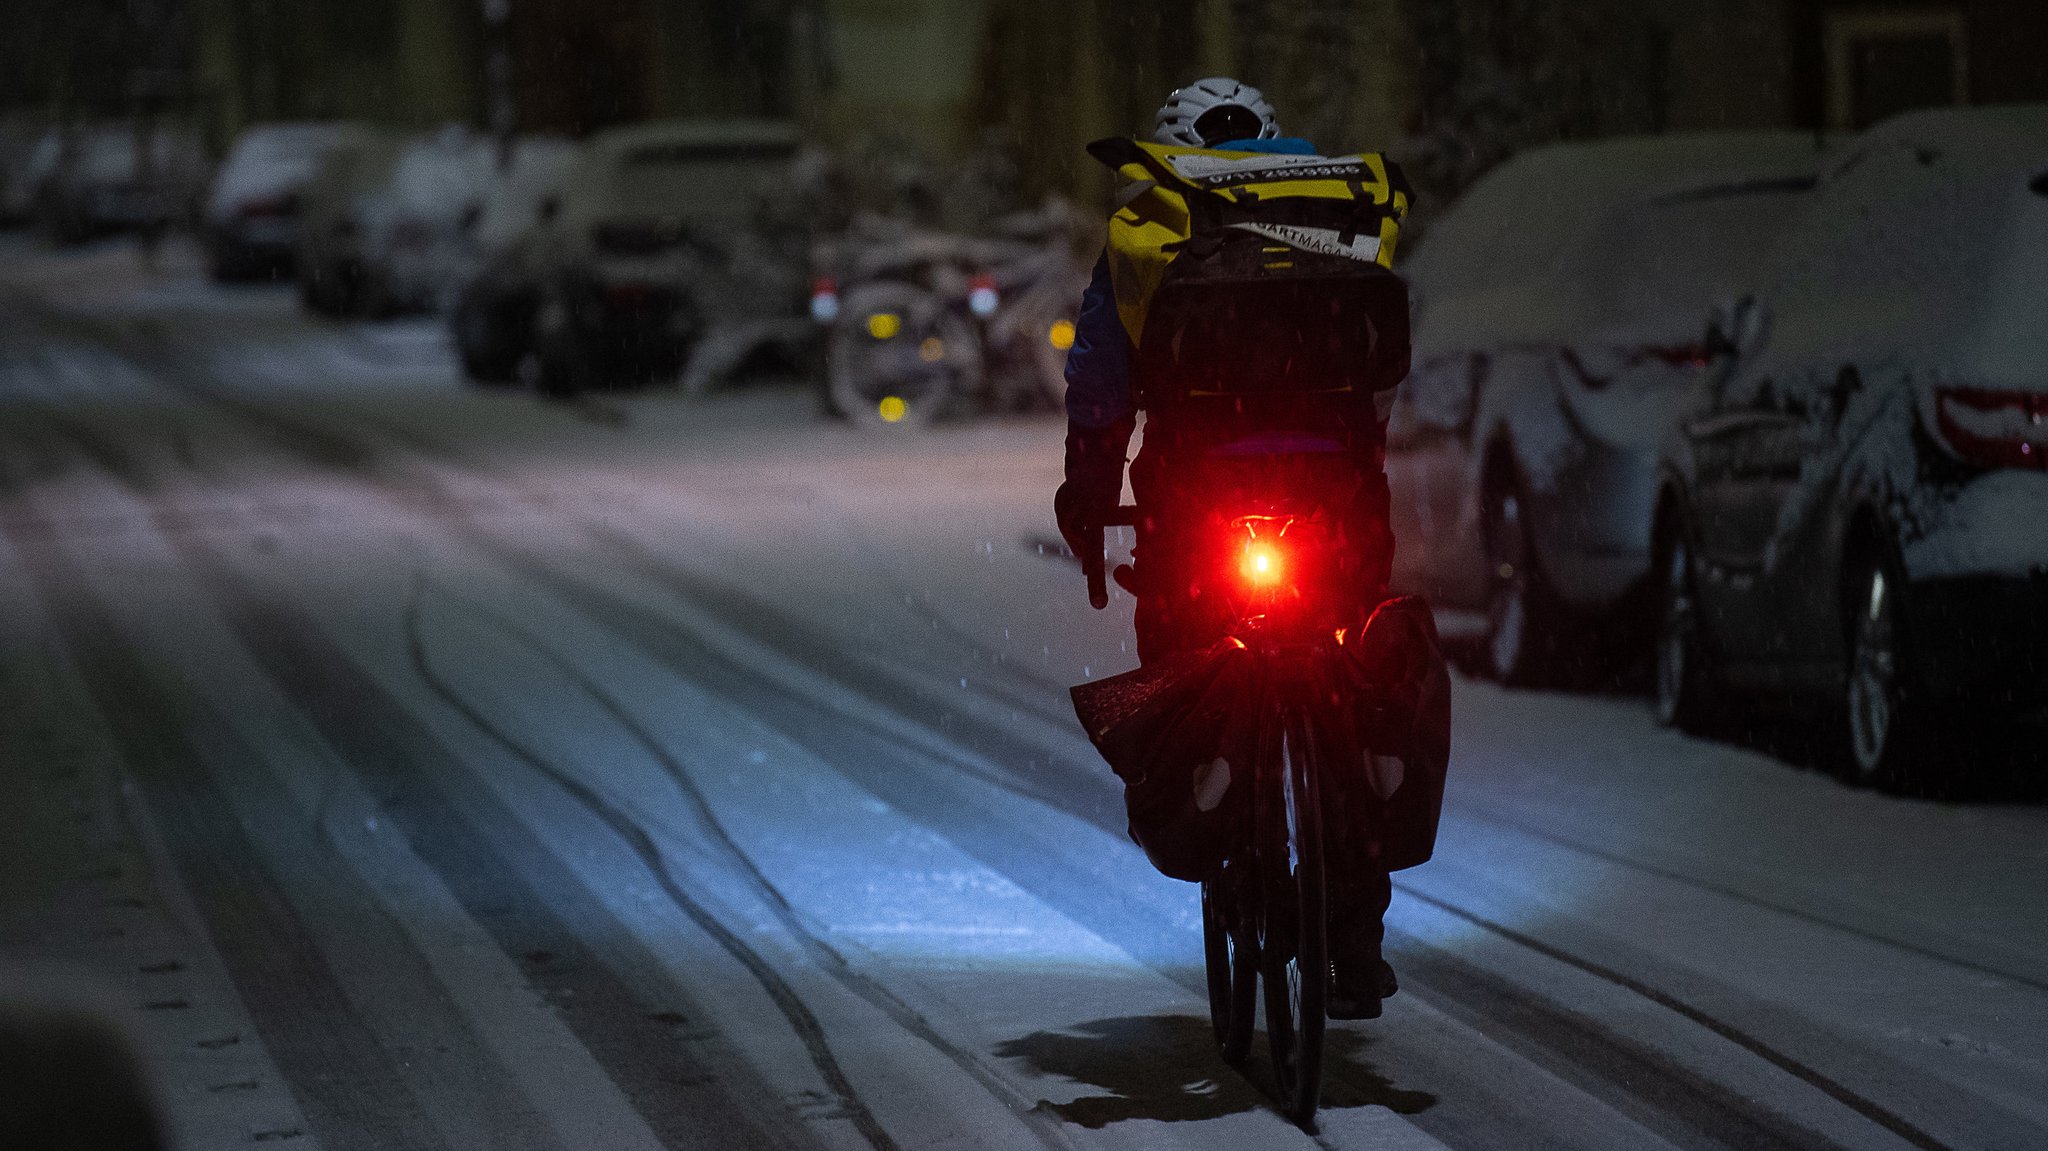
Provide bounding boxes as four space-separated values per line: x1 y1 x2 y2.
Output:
1153 77 1280 148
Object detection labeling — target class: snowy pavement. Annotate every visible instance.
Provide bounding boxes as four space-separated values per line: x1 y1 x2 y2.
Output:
2 238 2045 1151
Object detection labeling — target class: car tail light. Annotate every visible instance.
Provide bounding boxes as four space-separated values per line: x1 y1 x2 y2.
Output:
1647 342 1710 370
1935 387 2048 470
240 193 298 217
809 277 840 323
603 282 657 307
592 219 684 255
968 273 999 318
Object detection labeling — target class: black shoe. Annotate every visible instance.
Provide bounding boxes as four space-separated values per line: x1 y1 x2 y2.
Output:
1327 957 1398 1021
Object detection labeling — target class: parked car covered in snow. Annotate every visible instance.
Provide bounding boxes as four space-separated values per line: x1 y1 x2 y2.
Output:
1652 105 2048 788
1387 134 1822 683
297 126 496 317
510 119 802 396
205 122 371 281
448 137 584 383
366 127 498 313
297 128 404 315
34 123 210 243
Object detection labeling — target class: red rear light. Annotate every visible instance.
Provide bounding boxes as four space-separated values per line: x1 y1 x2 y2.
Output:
1234 516 1299 591
1243 540 1283 587
1935 387 2048 470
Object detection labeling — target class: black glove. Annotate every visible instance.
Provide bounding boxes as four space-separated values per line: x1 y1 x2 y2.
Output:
1052 481 1099 560
1054 416 1134 558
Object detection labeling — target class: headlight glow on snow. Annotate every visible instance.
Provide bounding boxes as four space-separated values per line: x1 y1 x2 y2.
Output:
866 312 902 340
877 396 908 423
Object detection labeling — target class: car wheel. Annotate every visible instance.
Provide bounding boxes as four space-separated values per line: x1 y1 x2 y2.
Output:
1653 526 1716 731
454 298 519 385
1482 481 1558 686
1842 551 1924 789
531 294 585 399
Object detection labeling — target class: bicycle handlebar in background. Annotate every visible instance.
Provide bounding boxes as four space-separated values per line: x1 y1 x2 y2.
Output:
1084 506 1141 610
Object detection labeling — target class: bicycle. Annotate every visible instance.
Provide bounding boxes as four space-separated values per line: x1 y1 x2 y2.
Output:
811 204 1091 429
1084 503 1350 1127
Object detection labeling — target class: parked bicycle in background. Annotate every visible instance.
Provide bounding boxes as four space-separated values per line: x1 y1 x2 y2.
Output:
809 199 1092 429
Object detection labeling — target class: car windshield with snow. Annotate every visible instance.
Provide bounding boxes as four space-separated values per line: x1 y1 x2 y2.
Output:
466 119 800 397
295 128 405 316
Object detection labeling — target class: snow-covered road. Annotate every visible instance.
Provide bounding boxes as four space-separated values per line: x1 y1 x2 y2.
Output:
2 241 2045 1151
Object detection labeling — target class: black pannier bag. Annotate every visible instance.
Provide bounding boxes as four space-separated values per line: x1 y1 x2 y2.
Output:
1071 595 1450 882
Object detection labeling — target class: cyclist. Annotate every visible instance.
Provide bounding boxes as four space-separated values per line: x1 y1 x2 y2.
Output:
1056 77 1405 1020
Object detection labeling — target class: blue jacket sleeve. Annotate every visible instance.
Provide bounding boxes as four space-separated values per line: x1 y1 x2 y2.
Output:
1062 252 1134 429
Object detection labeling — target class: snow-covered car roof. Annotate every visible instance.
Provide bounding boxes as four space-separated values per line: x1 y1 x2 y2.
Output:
295 129 408 230
384 128 497 223
1753 103 2048 390
471 137 582 250
1409 132 1825 355
561 119 800 224
48 123 210 186
208 122 371 216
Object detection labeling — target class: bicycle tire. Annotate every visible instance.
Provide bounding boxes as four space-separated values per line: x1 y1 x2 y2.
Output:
825 281 977 428
1200 868 1257 1066
1262 704 1328 1128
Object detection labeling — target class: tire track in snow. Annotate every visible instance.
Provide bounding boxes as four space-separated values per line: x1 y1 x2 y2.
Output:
521 563 1923 1151
404 582 1077 1151
26 299 1990 1149
78 339 1875 1147
0 433 449 1151
12 309 1095 1150
1454 803 2048 997
19 402 822 1151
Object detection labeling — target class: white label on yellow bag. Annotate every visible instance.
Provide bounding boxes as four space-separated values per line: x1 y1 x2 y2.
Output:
1166 152 1371 187
1228 221 1383 263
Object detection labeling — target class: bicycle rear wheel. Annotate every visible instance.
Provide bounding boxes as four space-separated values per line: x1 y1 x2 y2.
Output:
1201 866 1256 1066
1261 707 1328 1128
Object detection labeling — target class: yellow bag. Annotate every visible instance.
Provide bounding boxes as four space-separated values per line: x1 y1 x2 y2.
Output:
1087 137 1412 348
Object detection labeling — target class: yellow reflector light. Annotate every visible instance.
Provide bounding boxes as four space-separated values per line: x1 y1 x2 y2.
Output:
878 396 908 423
866 312 902 340
919 337 945 362
1049 319 1076 351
